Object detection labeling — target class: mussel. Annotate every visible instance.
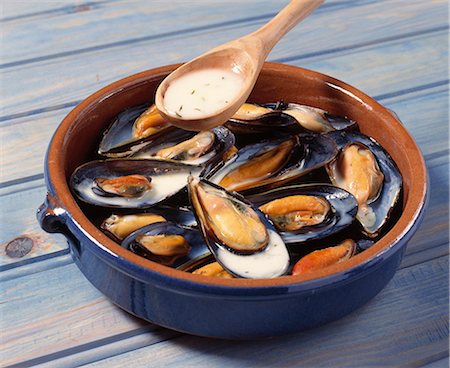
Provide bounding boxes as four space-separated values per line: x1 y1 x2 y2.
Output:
130 126 235 167
208 133 337 193
93 174 152 198
188 178 289 278
122 222 209 267
98 104 174 157
326 131 402 237
70 159 202 208
292 239 356 275
247 184 358 244
226 102 356 134
192 261 235 278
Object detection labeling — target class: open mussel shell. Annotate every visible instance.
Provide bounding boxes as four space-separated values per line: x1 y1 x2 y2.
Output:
100 205 197 242
188 178 290 279
98 104 174 157
282 103 357 133
70 159 202 208
121 222 209 268
129 126 235 167
247 184 358 244
226 102 357 135
226 102 298 134
207 133 338 194
178 253 235 279
326 131 402 237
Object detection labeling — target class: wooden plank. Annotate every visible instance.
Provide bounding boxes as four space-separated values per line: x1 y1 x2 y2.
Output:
0 256 157 367
1 0 447 118
0 1 96 20
423 357 450 368
1 31 447 184
1 1 447 367
2 0 445 66
0 180 68 268
399 153 449 262
2 0 383 66
1 0 286 65
1 252 447 367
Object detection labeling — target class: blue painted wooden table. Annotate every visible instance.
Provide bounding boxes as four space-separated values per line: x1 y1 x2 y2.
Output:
1 1 448 366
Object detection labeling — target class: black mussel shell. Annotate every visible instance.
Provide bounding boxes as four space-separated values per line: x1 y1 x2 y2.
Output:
325 131 402 237
226 102 357 135
188 178 290 279
98 104 175 157
282 103 357 133
247 184 358 244
226 102 298 135
99 205 198 242
207 133 338 194
70 159 202 208
129 126 235 168
122 222 209 268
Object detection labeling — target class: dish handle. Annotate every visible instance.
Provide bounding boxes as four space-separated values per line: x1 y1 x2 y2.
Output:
37 193 82 258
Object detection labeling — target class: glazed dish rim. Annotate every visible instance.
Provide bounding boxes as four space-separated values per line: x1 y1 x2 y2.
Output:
45 62 428 289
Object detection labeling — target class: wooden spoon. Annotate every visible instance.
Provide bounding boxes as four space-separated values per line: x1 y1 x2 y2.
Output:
155 0 324 131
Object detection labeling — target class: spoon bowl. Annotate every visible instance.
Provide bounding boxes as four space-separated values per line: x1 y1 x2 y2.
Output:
155 0 324 131
155 47 256 131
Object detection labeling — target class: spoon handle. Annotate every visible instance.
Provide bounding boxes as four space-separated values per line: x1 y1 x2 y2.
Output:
247 0 324 59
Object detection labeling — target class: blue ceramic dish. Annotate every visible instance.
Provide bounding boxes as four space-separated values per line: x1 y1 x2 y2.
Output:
37 63 428 339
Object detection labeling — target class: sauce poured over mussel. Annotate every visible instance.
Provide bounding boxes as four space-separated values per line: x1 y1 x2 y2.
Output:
191 178 269 253
71 159 202 208
189 178 289 278
93 174 152 198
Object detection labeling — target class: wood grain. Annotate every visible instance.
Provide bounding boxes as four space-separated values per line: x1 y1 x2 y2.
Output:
1 255 447 367
1 31 447 183
1 0 447 118
0 180 68 268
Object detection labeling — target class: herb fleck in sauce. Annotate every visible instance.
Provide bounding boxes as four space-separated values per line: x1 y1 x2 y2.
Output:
164 68 244 119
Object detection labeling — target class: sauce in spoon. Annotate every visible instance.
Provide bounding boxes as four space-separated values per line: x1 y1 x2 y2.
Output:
164 68 244 120
156 0 324 131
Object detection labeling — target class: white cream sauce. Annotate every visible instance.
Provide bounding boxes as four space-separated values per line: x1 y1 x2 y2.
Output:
163 68 244 119
80 169 201 207
217 230 289 279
